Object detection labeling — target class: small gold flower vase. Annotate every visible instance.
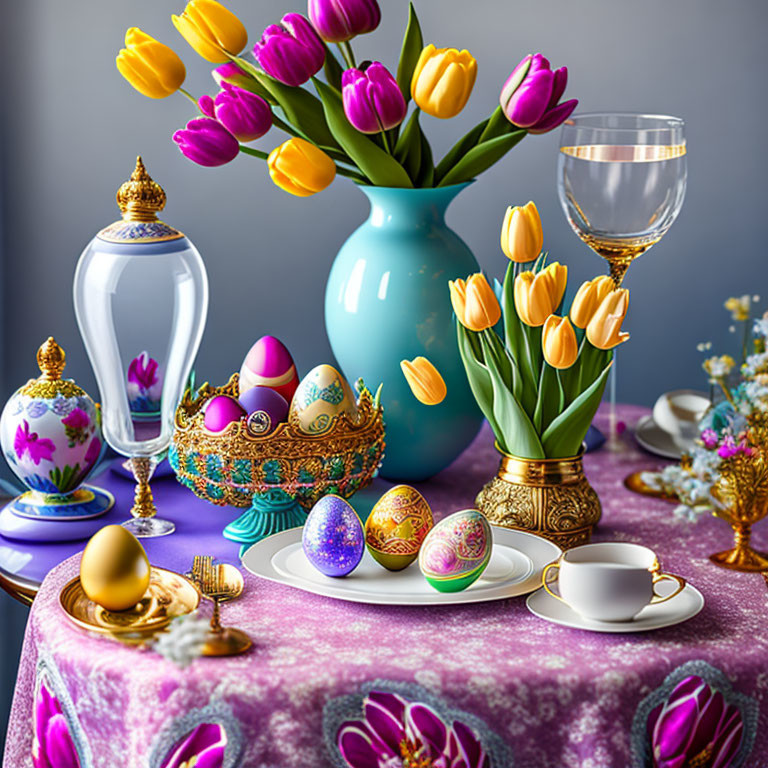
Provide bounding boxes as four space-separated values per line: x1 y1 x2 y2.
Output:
475 448 601 550
709 503 768 571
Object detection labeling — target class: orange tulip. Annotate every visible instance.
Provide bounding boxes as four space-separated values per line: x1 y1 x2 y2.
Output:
542 315 578 369
514 262 567 327
401 357 447 406
449 278 468 323
586 289 630 349
569 275 614 329
463 274 502 332
500 201 543 263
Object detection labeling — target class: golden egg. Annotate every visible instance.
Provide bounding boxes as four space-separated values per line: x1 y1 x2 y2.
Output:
365 485 433 571
79 525 151 611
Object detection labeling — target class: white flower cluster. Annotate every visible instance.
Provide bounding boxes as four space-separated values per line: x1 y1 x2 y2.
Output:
742 352 768 378
152 611 210 668
641 459 720 522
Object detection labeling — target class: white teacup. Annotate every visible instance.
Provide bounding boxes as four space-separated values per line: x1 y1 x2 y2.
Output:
652 390 710 452
542 542 686 622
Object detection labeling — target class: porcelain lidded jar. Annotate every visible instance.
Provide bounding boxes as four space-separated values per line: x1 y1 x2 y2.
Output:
0 338 112 523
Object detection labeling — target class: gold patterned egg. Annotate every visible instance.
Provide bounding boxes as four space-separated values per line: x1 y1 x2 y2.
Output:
79 525 151 611
365 485 433 571
288 364 358 436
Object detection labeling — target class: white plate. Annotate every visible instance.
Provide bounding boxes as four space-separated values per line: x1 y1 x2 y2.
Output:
634 415 684 460
526 583 704 633
241 526 561 606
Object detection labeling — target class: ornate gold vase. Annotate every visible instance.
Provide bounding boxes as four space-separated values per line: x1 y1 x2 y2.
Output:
475 449 601 550
709 505 768 572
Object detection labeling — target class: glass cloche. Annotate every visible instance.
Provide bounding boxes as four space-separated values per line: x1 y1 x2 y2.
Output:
73 157 208 537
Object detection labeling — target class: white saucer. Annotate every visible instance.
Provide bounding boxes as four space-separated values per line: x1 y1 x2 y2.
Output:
242 525 561 606
526 583 704 633
634 415 685 460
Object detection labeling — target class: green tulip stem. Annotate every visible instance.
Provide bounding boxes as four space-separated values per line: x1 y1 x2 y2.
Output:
179 87 201 110
271 115 303 139
239 145 270 160
338 41 356 69
380 130 392 154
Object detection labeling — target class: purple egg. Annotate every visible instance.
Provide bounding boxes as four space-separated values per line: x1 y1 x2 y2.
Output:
238 385 289 436
302 495 364 577
203 395 246 433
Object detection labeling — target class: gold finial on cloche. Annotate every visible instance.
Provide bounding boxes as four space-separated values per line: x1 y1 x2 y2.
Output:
37 337 66 381
116 156 167 223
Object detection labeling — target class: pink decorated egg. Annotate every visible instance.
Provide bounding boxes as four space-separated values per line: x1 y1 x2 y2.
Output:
238 386 289 436
203 395 246 433
239 336 299 404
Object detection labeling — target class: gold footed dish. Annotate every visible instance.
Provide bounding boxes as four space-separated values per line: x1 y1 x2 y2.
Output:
59 566 199 644
710 525 768 572
475 449 601 550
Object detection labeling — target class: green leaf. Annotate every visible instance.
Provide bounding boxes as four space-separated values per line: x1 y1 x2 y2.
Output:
434 119 489 184
484 343 545 459
323 45 344 91
396 2 424 104
394 109 422 181
477 105 515 144
457 324 500 436
226 57 278 104
416 127 435 187
502 263 537 416
314 79 413 188
533 363 564 434
438 130 526 187
541 362 612 457
245 66 340 150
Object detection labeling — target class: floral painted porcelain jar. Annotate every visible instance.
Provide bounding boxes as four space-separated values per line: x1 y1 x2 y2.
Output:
0 338 112 534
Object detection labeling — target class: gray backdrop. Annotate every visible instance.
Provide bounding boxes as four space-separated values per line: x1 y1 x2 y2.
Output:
0 0 766 747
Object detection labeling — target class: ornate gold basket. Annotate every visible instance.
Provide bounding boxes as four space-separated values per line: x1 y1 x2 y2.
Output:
169 374 385 553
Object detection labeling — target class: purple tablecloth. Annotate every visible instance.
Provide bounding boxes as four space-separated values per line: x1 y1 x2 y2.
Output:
5 406 768 767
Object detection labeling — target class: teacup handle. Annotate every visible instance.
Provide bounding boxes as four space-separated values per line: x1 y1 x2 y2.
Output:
651 572 686 604
541 562 566 603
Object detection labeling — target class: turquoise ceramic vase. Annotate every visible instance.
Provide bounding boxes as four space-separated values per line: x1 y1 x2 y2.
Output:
325 183 482 481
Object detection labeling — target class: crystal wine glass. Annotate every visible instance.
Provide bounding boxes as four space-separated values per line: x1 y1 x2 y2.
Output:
557 113 687 286
557 114 687 443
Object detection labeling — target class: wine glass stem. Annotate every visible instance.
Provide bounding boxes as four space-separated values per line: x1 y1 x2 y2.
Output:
130 457 158 520
609 259 630 286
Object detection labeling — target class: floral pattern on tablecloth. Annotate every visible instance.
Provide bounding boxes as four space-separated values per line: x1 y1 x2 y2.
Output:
4 407 768 767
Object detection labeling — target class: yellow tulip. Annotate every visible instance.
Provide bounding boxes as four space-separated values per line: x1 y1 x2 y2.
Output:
267 138 336 197
586 289 630 350
514 262 567 327
463 274 502 332
411 45 477 119
449 278 468 323
116 28 186 99
500 201 543 263
172 0 247 63
401 357 447 406
569 275 614 328
542 315 578 369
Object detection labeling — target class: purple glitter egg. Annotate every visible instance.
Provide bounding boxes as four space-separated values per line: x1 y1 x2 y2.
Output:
302 495 364 577
238 385 288 436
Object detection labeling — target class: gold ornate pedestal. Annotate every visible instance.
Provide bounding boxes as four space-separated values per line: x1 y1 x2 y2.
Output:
475 450 601 550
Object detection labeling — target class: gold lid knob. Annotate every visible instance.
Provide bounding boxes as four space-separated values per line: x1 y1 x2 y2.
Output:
116 156 166 223
37 337 66 381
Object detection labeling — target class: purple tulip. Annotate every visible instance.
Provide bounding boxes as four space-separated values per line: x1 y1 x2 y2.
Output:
33 676 80 768
212 61 255 91
342 62 406 134
500 53 578 134
308 0 381 43
172 117 239 167
198 94 215 118
337 691 490 768
648 675 744 768
160 723 226 768
253 13 325 87
213 83 272 142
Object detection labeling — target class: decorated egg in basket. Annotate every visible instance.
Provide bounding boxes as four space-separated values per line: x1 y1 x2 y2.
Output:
365 485 433 571
302 495 364 577
289 364 358 436
239 336 299 403
238 386 288 437
419 509 492 593
203 395 246 433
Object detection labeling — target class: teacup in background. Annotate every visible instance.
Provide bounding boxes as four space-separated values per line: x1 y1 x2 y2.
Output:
542 542 685 622
652 390 710 453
